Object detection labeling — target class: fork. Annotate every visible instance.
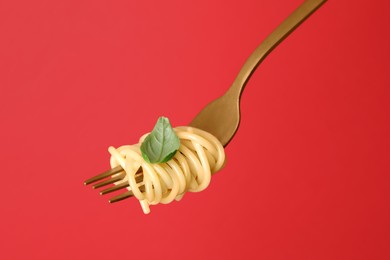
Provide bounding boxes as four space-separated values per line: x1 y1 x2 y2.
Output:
84 0 327 203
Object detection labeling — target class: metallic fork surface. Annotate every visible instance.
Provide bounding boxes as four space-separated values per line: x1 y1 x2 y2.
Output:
84 0 327 203
190 0 327 146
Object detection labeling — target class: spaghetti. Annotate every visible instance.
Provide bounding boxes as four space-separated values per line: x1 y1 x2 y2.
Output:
108 126 225 214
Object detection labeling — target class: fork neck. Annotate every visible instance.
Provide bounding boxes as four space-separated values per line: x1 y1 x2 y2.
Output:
224 32 281 100
225 0 327 100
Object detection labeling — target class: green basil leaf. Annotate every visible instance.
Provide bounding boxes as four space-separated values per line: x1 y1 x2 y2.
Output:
140 117 180 163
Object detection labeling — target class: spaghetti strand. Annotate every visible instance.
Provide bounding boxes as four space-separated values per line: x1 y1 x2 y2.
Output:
108 126 225 214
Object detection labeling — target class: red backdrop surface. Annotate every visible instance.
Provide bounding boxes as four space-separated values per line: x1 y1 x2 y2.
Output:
1 0 389 259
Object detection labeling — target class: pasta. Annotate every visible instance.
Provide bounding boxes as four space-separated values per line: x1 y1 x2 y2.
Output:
108 126 226 214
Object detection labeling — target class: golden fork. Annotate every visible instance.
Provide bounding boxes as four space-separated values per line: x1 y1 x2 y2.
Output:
84 0 327 203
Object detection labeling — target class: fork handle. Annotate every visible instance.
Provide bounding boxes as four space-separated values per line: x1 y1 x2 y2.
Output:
227 0 327 98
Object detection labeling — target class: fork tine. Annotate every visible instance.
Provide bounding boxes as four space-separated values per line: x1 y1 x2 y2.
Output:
84 165 123 185
100 182 129 195
109 185 145 203
100 173 144 195
92 173 126 189
109 190 134 203
134 173 144 183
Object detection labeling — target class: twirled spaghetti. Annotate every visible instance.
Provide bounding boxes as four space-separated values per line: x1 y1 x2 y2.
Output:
108 126 225 214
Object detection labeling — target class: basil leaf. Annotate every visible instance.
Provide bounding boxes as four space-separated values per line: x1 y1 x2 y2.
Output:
140 117 180 163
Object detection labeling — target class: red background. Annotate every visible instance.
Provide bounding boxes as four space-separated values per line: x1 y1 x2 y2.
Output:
1 0 389 259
